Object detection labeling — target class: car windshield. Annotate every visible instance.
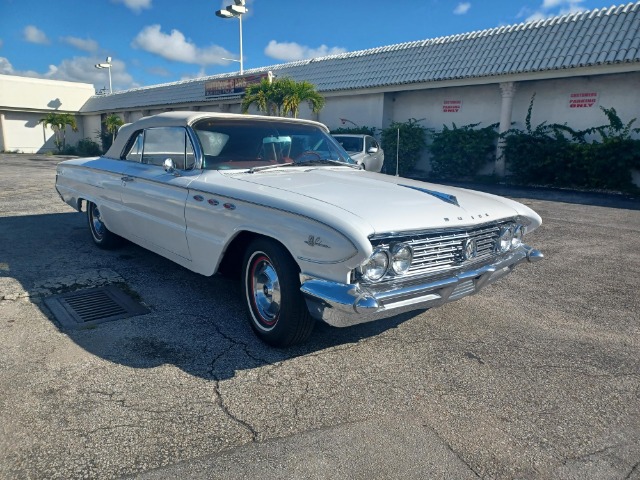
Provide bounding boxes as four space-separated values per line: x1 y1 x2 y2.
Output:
193 119 355 170
335 136 363 153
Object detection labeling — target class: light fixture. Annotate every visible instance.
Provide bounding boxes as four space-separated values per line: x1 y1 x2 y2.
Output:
94 56 112 94
339 118 358 127
215 0 247 74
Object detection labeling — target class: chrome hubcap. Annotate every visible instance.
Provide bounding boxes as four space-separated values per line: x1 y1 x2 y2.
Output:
91 205 105 239
251 255 281 326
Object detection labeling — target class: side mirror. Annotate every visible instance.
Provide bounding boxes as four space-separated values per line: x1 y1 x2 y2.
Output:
163 158 176 173
367 147 379 154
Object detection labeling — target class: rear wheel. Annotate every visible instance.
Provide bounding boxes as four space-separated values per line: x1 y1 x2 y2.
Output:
87 201 122 249
242 238 314 347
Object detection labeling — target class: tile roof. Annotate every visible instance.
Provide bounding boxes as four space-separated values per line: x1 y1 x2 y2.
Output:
81 2 640 113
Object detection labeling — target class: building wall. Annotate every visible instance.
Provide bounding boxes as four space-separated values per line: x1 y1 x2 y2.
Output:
390 84 502 131
2 110 84 153
314 72 640 172
319 93 385 132
82 115 102 145
510 72 640 134
0 74 94 112
379 72 640 136
0 75 94 153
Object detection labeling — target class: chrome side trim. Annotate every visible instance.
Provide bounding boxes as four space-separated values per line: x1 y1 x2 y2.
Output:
186 187 361 265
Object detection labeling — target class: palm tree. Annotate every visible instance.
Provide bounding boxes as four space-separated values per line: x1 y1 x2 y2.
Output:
242 78 325 118
39 112 78 152
104 114 124 143
280 79 325 118
242 78 280 116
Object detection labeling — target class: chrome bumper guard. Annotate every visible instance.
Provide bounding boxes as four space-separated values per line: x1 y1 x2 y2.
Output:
300 245 543 328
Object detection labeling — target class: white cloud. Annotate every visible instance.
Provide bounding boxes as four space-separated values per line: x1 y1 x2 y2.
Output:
111 0 151 13
61 36 99 53
524 0 586 22
132 25 232 65
52 56 134 88
454 2 471 15
0 57 15 74
542 0 571 7
264 40 347 61
0 54 134 91
180 67 208 81
146 66 171 77
23 25 50 45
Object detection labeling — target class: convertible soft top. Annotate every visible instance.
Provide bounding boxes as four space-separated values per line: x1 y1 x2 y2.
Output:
105 111 327 160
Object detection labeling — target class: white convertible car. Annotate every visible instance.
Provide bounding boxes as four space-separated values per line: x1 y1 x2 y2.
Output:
55 112 543 347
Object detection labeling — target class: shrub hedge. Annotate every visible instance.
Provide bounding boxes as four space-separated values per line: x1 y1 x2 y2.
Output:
429 122 498 180
502 97 640 191
424 96 640 192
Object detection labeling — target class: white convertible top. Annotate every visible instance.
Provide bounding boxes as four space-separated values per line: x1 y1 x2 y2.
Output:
105 111 328 159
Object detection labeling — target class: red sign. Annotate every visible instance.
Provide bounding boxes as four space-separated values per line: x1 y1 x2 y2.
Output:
442 100 462 113
569 92 598 109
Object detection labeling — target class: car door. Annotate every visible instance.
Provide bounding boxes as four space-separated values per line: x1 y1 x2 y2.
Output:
119 126 199 260
363 136 384 172
79 155 131 237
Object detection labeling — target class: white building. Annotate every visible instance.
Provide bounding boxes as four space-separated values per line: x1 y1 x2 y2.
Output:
0 75 95 153
1 2 639 174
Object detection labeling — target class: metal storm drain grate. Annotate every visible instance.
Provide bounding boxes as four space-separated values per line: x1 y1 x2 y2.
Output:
44 285 149 329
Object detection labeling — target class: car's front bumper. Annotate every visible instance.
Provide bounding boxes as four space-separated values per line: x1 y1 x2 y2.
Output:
300 245 543 327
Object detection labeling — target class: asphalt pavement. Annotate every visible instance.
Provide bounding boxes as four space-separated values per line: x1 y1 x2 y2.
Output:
0 153 639 479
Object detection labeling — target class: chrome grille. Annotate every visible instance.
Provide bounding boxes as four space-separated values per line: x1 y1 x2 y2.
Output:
371 221 508 281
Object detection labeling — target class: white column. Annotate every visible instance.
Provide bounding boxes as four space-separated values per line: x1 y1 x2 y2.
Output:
0 113 7 152
495 82 517 177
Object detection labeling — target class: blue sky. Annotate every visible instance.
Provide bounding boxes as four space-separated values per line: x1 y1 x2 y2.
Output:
0 0 626 93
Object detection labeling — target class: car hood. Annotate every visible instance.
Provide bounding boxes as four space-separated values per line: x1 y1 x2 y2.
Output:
230 168 540 234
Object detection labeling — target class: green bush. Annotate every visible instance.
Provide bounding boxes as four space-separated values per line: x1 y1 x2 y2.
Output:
429 122 498 179
380 119 428 175
502 96 640 191
61 145 77 156
330 126 377 136
76 138 102 156
95 129 113 152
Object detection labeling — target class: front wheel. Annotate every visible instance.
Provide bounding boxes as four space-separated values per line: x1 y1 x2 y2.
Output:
87 201 122 249
242 239 314 347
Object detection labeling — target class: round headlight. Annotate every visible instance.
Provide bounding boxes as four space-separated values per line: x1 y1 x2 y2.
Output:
390 243 413 275
512 225 524 247
497 226 514 252
361 249 389 282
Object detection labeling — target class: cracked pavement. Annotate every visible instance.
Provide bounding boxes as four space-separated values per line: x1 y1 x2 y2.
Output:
0 154 639 479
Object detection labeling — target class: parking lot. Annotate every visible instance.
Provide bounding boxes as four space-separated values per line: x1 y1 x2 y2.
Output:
0 153 639 479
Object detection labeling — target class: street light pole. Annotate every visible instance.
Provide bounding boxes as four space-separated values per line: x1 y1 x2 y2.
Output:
238 12 243 74
215 0 248 75
94 56 112 94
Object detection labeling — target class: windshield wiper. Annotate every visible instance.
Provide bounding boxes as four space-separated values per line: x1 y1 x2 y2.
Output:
295 158 361 169
248 162 294 173
248 159 359 173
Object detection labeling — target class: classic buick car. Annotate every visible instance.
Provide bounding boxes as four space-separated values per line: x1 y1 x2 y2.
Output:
55 112 543 347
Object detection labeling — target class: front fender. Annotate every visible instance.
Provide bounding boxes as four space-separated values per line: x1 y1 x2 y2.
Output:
185 195 372 281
